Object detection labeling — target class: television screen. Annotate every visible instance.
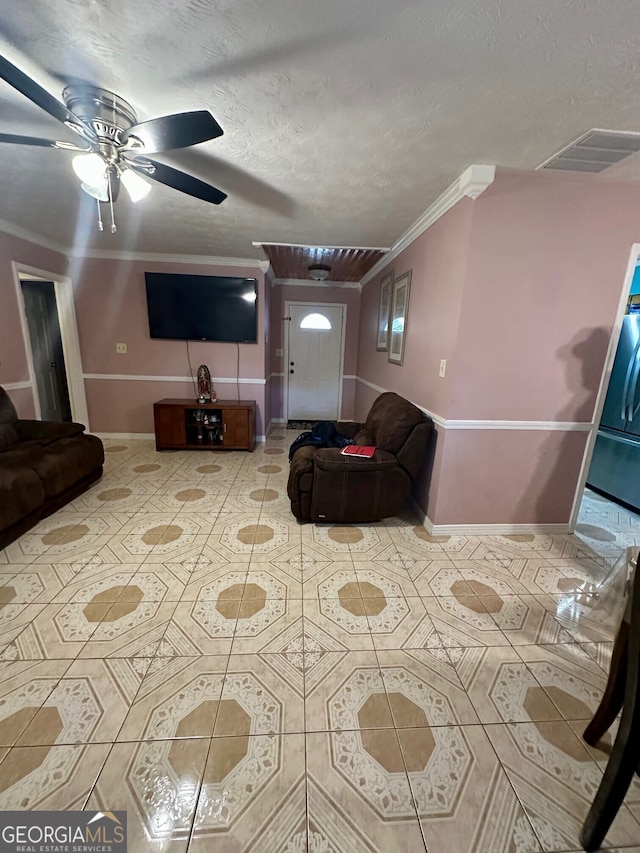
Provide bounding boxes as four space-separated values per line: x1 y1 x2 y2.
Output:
145 273 258 343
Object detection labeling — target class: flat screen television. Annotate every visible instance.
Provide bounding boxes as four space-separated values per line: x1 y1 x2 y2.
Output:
145 272 258 343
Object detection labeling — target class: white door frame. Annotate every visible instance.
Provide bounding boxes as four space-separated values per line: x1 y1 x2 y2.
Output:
569 242 640 530
283 300 347 421
11 261 90 427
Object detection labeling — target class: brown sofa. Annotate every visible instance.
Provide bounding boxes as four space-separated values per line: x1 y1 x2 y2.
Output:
0 386 104 549
287 391 434 523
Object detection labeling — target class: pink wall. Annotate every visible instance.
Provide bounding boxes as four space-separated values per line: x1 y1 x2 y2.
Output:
70 256 266 434
268 282 362 423
3 386 36 419
0 230 68 417
427 429 588 525
356 168 640 526
449 169 637 422
356 199 474 421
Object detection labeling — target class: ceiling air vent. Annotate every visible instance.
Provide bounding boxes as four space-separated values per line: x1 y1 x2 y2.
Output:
538 129 640 173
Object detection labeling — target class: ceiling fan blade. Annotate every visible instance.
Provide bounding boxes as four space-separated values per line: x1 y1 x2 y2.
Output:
122 111 223 153
0 132 90 150
130 157 227 204
0 55 94 142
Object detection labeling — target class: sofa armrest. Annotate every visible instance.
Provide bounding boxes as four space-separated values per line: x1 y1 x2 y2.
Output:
16 419 86 445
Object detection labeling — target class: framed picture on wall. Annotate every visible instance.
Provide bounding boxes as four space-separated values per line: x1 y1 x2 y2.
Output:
376 271 394 351
388 270 411 365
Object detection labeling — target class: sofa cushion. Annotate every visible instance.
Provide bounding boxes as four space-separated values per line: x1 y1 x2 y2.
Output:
15 420 86 445
29 435 105 499
365 392 426 454
0 424 20 451
0 464 45 532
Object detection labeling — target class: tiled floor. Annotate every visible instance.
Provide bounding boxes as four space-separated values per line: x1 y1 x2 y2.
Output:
1 433 640 852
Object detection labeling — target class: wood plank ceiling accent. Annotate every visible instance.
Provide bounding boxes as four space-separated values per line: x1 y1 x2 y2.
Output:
261 245 387 282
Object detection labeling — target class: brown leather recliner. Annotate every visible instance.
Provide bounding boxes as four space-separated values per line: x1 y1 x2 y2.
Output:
287 392 434 523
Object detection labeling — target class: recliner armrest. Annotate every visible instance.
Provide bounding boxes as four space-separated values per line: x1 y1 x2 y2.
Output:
16 420 86 445
314 447 398 472
288 443 316 476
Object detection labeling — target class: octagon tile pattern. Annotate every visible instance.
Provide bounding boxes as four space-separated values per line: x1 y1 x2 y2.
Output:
0 438 637 852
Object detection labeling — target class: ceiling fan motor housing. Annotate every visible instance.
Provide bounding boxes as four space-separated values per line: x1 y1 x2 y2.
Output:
62 85 137 147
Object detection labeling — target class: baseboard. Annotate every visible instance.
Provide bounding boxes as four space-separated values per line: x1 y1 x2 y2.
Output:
425 521 571 535
407 496 570 535
96 432 156 440
96 431 266 444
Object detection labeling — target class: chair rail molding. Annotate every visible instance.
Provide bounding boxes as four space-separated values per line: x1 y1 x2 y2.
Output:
355 377 592 432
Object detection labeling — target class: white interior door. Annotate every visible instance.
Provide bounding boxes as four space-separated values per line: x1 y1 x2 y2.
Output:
286 303 345 420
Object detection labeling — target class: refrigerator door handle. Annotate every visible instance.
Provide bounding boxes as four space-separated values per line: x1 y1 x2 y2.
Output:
621 350 636 421
627 347 640 422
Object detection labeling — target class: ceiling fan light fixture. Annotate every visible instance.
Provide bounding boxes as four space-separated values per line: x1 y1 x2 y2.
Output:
308 264 331 281
72 152 106 185
80 180 109 202
121 167 151 202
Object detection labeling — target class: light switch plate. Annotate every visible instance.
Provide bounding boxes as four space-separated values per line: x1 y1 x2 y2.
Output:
439 359 446 378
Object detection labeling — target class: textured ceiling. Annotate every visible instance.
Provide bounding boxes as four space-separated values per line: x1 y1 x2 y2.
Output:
0 0 639 262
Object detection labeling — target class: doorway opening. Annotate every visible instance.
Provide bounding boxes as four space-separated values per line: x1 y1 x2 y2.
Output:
11 263 89 426
284 301 346 425
20 278 72 422
571 244 640 567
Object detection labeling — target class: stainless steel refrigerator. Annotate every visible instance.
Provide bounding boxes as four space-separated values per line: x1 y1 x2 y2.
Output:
587 313 640 510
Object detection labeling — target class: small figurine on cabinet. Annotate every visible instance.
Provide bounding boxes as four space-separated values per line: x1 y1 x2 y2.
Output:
196 365 217 403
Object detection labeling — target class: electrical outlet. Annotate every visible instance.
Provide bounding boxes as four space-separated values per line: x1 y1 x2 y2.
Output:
275 348 283 357
439 359 446 378
116 342 127 354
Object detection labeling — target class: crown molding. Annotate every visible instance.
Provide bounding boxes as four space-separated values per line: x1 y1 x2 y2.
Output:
361 164 496 286
252 241 390 251
275 278 361 290
68 249 264 267
0 217 266 269
0 217 67 255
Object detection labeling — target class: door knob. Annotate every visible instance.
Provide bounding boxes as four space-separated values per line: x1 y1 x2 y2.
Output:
290 369 294 374
50 362 56 368
290 361 294 366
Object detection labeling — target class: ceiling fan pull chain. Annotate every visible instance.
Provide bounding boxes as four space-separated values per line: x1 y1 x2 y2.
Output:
96 198 103 232
107 169 116 233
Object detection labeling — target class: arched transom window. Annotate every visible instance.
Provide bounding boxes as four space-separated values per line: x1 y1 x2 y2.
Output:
299 312 332 330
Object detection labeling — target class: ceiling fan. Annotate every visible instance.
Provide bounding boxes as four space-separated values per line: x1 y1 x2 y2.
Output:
0 55 227 231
